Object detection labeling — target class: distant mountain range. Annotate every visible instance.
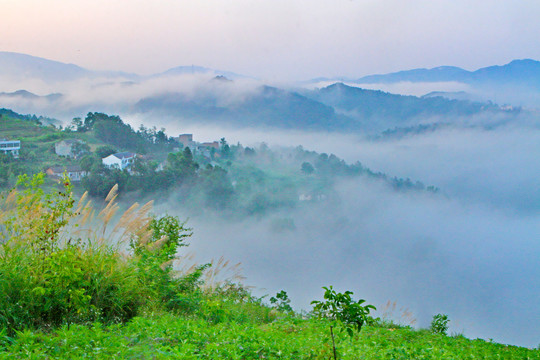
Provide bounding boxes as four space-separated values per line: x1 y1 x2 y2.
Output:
0 51 534 133
3 51 540 88
303 83 507 130
134 85 354 131
134 82 519 132
0 51 140 82
0 51 244 83
0 90 62 101
354 59 540 88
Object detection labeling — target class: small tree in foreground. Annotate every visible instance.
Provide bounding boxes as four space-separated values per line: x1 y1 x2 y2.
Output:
430 313 450 335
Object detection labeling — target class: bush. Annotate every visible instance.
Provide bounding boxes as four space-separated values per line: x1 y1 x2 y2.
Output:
270 290 293 313
430 313 450 335
0 173 200 333
311 286 376 338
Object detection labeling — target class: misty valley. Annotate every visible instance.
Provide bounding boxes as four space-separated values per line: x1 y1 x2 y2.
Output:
1 51 539 356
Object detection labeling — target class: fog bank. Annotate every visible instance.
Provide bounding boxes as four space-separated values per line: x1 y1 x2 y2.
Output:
150 122 540 348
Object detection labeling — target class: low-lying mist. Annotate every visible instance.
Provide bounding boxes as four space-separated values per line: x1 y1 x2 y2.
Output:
0 73 262 120
149 121 540 348
2 67 539 347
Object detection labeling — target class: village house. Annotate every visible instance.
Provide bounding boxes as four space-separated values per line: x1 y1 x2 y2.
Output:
200 141 219 150
102 152 136 171
46 165 87 182
55 139 85 158
175 134 195 148
0 138 21 158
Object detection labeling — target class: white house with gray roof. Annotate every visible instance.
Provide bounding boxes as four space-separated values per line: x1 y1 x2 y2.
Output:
102 152 136 171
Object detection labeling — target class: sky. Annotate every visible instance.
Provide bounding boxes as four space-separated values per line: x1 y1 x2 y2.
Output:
2 0 540 81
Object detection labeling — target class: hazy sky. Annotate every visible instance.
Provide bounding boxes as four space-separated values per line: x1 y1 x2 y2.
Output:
2 0 540 81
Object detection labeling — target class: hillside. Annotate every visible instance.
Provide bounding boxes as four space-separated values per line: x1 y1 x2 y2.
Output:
0 113 104 181
134 85 356 131
0 170 536 359
1 109 436 213
2 313 538 359
303 83 516 131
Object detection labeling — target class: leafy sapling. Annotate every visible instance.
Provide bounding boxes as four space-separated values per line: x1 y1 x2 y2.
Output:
311 286 376 337
312 286 376 360
270 290 293 313
430 313 450 335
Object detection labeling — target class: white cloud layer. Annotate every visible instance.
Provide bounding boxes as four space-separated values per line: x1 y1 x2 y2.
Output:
148 123 540 348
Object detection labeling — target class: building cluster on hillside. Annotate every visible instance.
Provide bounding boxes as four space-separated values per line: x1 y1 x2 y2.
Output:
5 132 221 183
172 133 220 159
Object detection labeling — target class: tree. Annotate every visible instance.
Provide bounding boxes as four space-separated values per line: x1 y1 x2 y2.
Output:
166 147 199 185
199 165 234 209
244 147 256 157
220 137 231 159
71 117 84 132
95 145 117 159
301 162 314 175
312 286 376 360
311 286 376 337
71 141 90 159
78 154 101 172
81 168 128 197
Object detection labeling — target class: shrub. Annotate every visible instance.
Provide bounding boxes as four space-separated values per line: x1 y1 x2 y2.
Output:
0 173 200 333
430 313 450 335
311 286 376 338
270 290 293 313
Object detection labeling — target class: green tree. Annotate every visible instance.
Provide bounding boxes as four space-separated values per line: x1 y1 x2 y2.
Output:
71 117 84 132
71 141 90 159
199 165 234 209
301 162 314 175
95 145 117 159
166 147 199 185
78 153 100 172
312 286 376 337
220 137 231 159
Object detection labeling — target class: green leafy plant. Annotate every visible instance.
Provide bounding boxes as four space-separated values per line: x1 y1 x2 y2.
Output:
270 290 293 313
0 173 206 333
311 286 376 337
312 286 376 359
430 313 450 335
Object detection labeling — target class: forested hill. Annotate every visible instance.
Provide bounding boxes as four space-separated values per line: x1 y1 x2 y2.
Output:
134 85 355 131
1 110 438 217
302 83 518 130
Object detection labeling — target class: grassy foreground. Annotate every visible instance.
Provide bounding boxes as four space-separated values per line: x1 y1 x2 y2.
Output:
1 313 538 359
0 174 538 359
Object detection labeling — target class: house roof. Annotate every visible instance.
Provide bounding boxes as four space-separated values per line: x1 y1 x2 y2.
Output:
113 152 136 159
57 139 82 145
48 165 84 173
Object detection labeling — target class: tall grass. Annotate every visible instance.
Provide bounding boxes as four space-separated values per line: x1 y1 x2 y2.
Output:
0 173 199 334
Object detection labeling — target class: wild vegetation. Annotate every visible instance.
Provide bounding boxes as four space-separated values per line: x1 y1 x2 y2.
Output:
0 174 538 358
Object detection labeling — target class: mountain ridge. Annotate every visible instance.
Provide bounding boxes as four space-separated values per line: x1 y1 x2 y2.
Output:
354 59 540 87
